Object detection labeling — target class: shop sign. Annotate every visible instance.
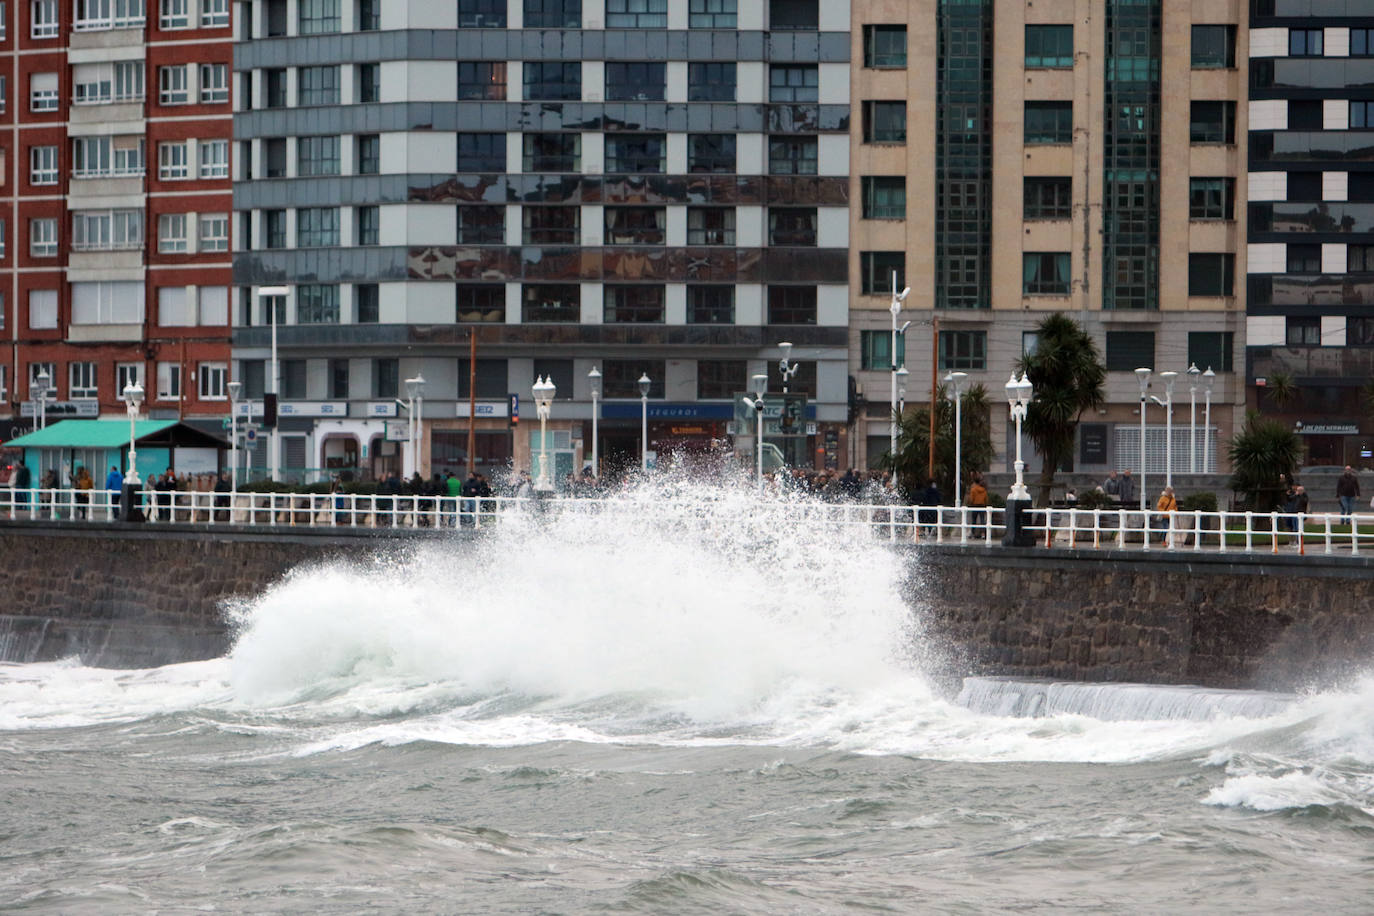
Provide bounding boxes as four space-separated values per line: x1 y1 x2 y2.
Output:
20 401 100 418
455 401 509 418
367 402 398 418
1298 424 1358 435
279 401 347 417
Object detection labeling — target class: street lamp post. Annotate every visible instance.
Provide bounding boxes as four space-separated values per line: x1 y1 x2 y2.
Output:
638 372 651 473
1001 372 1034 547
741 372 768 491
588 366 600 478
121 382 143 521
1152 370 1178 490
889 274 911 463
1187 363 1200 474
33 368 50 430
405 374 425 479
1202 368 1216 473
258 285 289 481
1135 368 1152 512
227 380 242 492
945 371 968 506
532 375 555 491
778 341 799 394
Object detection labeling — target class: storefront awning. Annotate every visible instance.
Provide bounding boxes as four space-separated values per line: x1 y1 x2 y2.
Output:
3 419 228 450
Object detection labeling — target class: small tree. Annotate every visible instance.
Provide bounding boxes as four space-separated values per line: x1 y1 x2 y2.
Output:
886 383 994 501
1017 313 1106 506
1263 371 1300 412
1228 411 1304 512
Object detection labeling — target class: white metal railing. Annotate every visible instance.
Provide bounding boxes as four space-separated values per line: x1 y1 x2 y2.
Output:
0 490 1370 556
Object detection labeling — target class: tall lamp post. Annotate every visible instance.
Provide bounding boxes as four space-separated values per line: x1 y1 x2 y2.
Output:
638 372 651 473
945 371 968 505
258 285 289 481
532 375 555 491
33 368 50 430
1002 372 1034 547
121 381 143 521
227 380 242 492
1135 368 1151 512
1187 363 1201 474
778 341 799 393
889 276 911 463
1202 368 1216 473
741 372 768 491
896 367 909 414
1151 370 1177 490
405 374 425 479
588 366 601 478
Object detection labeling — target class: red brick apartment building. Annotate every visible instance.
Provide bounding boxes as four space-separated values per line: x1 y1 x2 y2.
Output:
0 0 231 439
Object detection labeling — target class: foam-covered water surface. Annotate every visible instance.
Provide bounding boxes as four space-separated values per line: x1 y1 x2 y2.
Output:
1 478 1371 913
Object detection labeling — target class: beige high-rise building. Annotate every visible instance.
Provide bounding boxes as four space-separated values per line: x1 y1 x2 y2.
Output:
849 1 1246 483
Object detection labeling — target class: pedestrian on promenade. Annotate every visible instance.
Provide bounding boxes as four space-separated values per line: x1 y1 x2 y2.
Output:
1119 469 1136 508
1154 485 1177 545
105 466 123 514
1103 470 1121 503
73 466 93 519
966 471 988 537
1337 466 1360 525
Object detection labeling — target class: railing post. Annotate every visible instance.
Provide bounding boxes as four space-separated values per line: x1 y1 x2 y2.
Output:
1193 510 1201 552
1244 512 1254 553
1353 514 1361 556
1271 512 1279 554
1141 510 1150 552
1325 514 1333 555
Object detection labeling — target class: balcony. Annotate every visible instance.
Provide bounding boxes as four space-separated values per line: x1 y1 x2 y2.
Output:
1248 346 1374 384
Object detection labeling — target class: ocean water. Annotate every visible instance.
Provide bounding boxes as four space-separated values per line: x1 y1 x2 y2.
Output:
2 484 1372 914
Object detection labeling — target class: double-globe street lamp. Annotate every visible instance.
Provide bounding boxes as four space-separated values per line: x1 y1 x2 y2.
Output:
740 372 768 491
587 366 600 478
227 380 242 492
1150 370 1178 490
1135 368 1152 512
945 371 969 506
1187 364 1219 474
121 381 143 520
889 276 911 462
33 368 51 430
257 285 290 481
532 375 556 491
1002 372 1034 547
404 374 425 479
638 372 651 472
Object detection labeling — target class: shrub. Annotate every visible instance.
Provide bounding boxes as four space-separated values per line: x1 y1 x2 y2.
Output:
1179 492 1218 513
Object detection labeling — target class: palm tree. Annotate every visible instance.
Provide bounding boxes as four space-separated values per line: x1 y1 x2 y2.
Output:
1228 411 1304 512
887 383 994 501
1263 371 1300 412
1016 313 1106 505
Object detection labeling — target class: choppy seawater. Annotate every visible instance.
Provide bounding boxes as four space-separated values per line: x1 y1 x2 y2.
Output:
2 487 1371 913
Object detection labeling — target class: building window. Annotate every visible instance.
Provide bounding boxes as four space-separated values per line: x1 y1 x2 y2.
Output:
1025 102 1073 144
1286 316 1320 346
28 291 56 329
697 360 746 400
199 63 228 103
117 363 141 395
1189 178 1235 220
1287 243 1320 274
30 0 58 37
606 62 665 101
329 359 349 399
860 329 904 370
604 133 665 173
297 65 339 107
687 285 733 323
606 0 665 28
199 213 228 251
456 284 505 322
158 141 188 180
356 134 380 174
1104 331 1155 372
68 362 98 399
298 0 339 34
522 133 580 172
264 138 287 178
1289 28 1323 57
457 0 504 27
686 207 735 245
769 64 817 103
356 62 380 103
689 0 734 28
768 135 817 175
1351 101 1374 129
296 206 339 247
688 134 735 173
159 0 188 27
74 61 145 102
766 286 816 325
1353 29 1373 57
1023 252 1071 295
769 0 816 30
863 25 907 68
30 72 58 111
458 133 504 172
29 218 57 257
458 206 504 244
1187 253 1234 297
157 362 181 400
522 284 579 322
1191 25 1236 68
603 360 665 398
458 62 506 100
769 208 817 246
860 251 904 295
297 136 340 176
263 210 286 249
374 358 398 398
356 283 379 323
604 207 666 245
298 284 340 324
1350 244 1374 272
201 0 228 27
199 139 228 179
861 176 905 220
1025 25 1073 69
604 286 664 323
524 62 580 101
938 330 987 371
264 68 286 108
525 0 580 28
158 213 188 253
522 206 579 244
198 362 227 399
688 63 735 102
1187 331 1233 372
29 145 57 185
1190 101 1236 144
72 209 143 251
861 100 907 143
1024 178 1072 220
158 65 188 105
